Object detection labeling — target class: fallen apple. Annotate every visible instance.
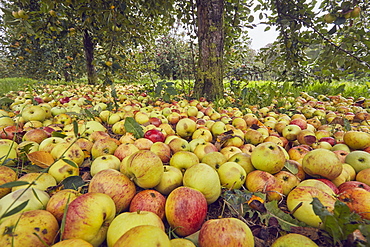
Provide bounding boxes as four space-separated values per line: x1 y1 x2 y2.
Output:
165 186 207 237
198 217 254 247
271 233 318 246
129 189 166 219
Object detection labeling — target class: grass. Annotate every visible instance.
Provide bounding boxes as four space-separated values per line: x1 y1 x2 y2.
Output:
0 77 39 95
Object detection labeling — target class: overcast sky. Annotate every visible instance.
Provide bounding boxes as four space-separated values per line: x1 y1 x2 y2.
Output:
248 24 279 51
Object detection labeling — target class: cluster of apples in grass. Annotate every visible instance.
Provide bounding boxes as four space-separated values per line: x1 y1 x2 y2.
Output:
0 84 370 246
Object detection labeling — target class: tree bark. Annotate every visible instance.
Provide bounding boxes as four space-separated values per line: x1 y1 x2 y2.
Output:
194 0 224 101
83 30 98 85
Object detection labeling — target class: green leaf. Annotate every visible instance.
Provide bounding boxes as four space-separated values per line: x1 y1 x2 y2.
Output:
62 159 78 168
262 200 308 231
1 200 29 219
284 161 299 175
0 181 30 188
52 132 67 138
60 176 86 190
124 117 144 139
72 120 79 137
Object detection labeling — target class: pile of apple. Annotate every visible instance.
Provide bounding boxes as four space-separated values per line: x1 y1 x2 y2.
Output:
0 84 370 247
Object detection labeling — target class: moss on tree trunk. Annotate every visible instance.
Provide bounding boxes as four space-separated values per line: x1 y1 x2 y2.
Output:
194 0 225 101
83 30 98 85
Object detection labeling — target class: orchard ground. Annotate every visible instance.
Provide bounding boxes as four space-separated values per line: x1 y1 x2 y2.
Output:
0 78 369 247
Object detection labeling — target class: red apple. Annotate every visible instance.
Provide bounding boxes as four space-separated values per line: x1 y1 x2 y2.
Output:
245 170 283 201
338 188 370 220
165 186 208 237
338 181 370 193
129 189 166 219
144 128 165 143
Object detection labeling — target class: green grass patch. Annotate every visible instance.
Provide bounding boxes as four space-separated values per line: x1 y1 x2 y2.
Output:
0 77 39 95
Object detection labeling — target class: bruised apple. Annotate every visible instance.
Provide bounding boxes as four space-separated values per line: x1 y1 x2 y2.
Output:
287 186 336 228
198 218 254 247
338 187 370 220
0 210 59 247
302 148 342 180
165 186 207 237
246 170 283 201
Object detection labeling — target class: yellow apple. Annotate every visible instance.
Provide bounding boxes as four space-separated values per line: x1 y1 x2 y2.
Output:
51 238 94 247
0 166 17 198
287 186 336 228
0 210 59 247
11 172 56 192
113 225 171 247
272 233 318 246
217 161 246 189
62 192 116 247
107 210 165 247
48 159 79 183
183 163 221 204
46 189 81 222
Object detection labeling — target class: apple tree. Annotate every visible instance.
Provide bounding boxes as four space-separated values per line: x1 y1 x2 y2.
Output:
1 0 176 84
258 0 370 84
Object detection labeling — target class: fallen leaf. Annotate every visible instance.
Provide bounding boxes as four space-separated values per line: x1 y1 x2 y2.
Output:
26 151 55 168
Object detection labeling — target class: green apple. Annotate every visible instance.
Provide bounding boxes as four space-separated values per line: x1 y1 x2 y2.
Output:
210 121 227 137
176 118 197 139
0 188 50 221
170 150 199 173
183 163 221 204
201 151 227 170
296 179 336 196
112 225 171 247
0 117 15 127
107 210 165 247
39 137 65 153
287 186 336 228
198 218 254 247
21 105 47 122
62 192 116 247
154 165 183 195
122 150 163 189
345 151 370 173
272 233 318 246
88 169 136 213
217 161 246 189
0 210 59 246
193 142 218 160
228 152 255 175
90 154 121 176
250 142 286 174
11 172 56 192
302 149 342 180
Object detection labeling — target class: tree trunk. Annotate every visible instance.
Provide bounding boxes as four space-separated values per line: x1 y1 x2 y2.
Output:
83 30 98 85
194 0 224 101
